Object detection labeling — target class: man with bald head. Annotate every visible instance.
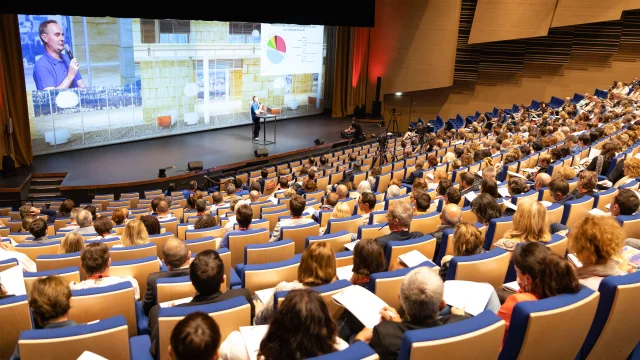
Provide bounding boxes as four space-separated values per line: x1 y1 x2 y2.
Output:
142 237 191 315
431 204 461 255
375 201 425 249
249 190 261 203
533 173 551 191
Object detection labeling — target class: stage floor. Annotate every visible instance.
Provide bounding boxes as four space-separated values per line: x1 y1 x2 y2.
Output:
31 114 382 187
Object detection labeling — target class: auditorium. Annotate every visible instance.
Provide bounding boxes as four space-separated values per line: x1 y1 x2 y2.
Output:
1 1 640 359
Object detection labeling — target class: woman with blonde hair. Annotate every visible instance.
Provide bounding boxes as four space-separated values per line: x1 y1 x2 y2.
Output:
330 202 352 220
569 215 629 290
613 157 640 188
255 241 336 324
493 199 550 251
554 166 576 181
118 219 150 247
59 233 84 254
439 222 486 280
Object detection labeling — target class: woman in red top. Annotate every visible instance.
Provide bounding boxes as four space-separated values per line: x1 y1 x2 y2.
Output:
498 242 580 340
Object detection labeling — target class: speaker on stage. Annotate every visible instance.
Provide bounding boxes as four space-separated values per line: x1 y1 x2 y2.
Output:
2 154 16 177
188 161 203 171
254 148 268 157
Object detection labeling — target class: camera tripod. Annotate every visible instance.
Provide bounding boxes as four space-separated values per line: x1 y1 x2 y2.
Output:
372 138 398 166
386 110 400 137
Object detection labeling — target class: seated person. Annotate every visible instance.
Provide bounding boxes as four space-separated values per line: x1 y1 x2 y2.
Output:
494 199 551 251
11 276 77 360
57 208 81 231
612 188 640 217
502 178 529 216
156 200 175 221
69 242 141 299
341 118 363 139
220 203 253 249
439 222 486 280
71 210 96 235
357 191 377 225
148 250 253 358
29 218 56 243
270 195 315 243
58 233 84 254
498 242 579 339
571 170 597 200
169 312 221 360
549 178 574 205
142 237 191 316
412 190 432 215
194 214 218 230
350 239 385 287
92 216 114 239
375 202 425 249
352 267 470 360
0 241 36 272
313 192 339 222
444 187 461 206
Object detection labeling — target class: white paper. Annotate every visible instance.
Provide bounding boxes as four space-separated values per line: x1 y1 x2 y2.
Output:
336 265 354 281
476 170 483 178
398 250 429 268
159 296 193 308
344 240 359 252
521 168 538 173
503 201 518 211
465 191 478 203
240 325 270 360
77 351 108 360
579 157 590 165
588 149 602 160
605 203 611 210
0 265 26 296
507 171 525 179
332 285 388 328
588 208 609 216
427 182 439 189
503 281 520 292
255 287 275 305
425 172 435 180
568 253 583 268
598 180 613 188
498 187 511 198
443 280 494 316
539 201 553 208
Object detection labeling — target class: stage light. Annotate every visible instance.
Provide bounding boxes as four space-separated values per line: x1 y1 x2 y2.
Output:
252 29 260 38
395 92 402 96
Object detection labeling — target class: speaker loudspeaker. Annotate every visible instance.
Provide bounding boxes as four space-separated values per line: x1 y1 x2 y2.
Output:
314 138 324 146
254 148 268 157
2 154 16 177
371 76 382 118
188 161 203 171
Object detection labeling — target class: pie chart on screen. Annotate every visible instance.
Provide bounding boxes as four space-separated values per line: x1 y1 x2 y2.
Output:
266 35 287 64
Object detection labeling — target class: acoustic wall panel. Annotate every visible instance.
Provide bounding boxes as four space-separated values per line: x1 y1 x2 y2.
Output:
468 0 558 44
551 0 627 28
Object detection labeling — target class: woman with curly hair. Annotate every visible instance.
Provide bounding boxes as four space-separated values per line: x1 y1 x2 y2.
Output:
613 157 640 187
569 215 630 290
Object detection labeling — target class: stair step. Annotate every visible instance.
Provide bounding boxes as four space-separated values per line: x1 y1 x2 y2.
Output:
28 192 62 199
31 177 65 183
30 185 60 190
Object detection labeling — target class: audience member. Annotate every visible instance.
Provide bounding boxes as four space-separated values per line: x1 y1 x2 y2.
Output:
439 223 486 280
412 190 432 215
493 199 550 251
194 214 218 229
375 201 424 249
470 194 502 225
93 216 114 239
350 239 385 287
270 195 315 242
169 312 221 360
357 192 377 224
29 218 54 242
220 203 254 249
112 208 128 226
59 233 84 254
71 210 96 235
313 192 339 222
118 219 150 247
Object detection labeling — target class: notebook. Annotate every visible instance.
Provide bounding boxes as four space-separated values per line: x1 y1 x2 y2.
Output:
507 171 525 179
332 285 388 328
240 325 270 360
0 265 26 296
336 265 354 281
344 240 360 252
398 250 429 268
443 280 494 316
465 192 478 203
255 287 276 304
503 281 520 292
568 253 583 268
159 296 193 308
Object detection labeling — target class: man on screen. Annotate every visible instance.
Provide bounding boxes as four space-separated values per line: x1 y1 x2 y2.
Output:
33 19 85 90
251 95 265 140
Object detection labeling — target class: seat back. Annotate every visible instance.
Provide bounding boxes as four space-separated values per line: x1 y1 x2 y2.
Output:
24 267 81 297
185 236 219 254
0 258 18 272
148 233 174 259
592 188 618 211
228 228 270 268
109 256 159 296
281 222 321 254
307 230 352 253
484 216 514 250
0 295 32 360
368 262 438 312
617 213 640 239
447 248 510 290
18 315 130 360
308 341 379 359
36 252 84 279
546 234 568 257
561 196 594 230
358 223 391 240
374 173 392 193
68 282 137 337
399 311 505 360
385 235 436 271
545 203 564 228
185 226 224 240
14 241 61 261
326 215 362 234
244 239 295 265
262 209 290 232
581 272 640 360
368 210 387 225
409 212 441 235
500 287 600 360
156 275 196 304
109 242 157 262
237 256 301 294
335 250 354 268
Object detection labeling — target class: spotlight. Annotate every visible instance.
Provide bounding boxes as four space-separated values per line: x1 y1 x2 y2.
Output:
395 92 403 96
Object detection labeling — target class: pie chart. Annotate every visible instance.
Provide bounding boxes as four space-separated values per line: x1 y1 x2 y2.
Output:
266 35 286 64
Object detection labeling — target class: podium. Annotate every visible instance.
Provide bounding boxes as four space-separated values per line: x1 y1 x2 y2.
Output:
253 113 278 145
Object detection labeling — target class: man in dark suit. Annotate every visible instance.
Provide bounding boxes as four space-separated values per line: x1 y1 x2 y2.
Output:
148 250 254 357
459 172 477 195
375 201 424 249
142 238 191 316
403 160 424 185
549 178 575 205
353 267 469 359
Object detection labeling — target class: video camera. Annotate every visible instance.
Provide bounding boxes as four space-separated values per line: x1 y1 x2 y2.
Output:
376 132 388 147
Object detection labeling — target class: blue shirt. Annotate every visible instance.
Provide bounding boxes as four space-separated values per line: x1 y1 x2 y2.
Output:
33 51 82 90
182 189 195 199
250 102 260 121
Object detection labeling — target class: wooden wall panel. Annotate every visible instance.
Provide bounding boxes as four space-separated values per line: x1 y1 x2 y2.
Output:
366 0 462 100
468 0 557 44
550 0 627 28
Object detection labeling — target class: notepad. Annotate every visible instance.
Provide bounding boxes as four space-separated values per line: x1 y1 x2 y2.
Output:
620 246 640 268
425 172 435 180
588 208 609 216
443 280 494 316
255 287 275 305
503 201 518 211
159 296 193 308
77 351 109 360
465 191 478 203
539 201 553 208
503 281 520 292
588 149 601 160
398 250 429 268
521 168 538 173
507 171 525 179
336 265 354 281
344 240 359 252
568 253 583 268
498 187 511 198
240 325 270 360
0 265 26 296
332 285 388 328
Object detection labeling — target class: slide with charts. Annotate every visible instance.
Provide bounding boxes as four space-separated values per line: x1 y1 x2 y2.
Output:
260 23 324 76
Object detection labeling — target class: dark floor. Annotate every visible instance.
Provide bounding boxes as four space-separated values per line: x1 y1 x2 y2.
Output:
30 114 382 187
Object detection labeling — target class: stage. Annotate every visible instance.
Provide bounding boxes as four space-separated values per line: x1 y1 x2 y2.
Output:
29 114 382 188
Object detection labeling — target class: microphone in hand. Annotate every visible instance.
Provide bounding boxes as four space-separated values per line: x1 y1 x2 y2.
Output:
64 44 74 60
